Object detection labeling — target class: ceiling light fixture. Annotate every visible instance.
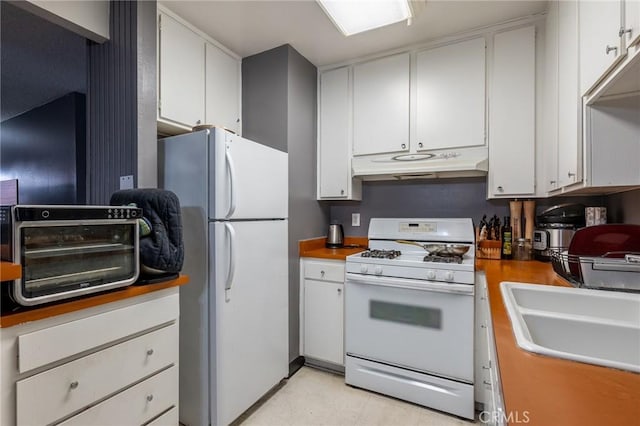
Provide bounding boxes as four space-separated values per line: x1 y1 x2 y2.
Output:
317 0 414 36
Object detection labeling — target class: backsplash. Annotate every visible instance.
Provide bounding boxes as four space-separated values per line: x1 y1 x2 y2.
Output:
327 178 608 236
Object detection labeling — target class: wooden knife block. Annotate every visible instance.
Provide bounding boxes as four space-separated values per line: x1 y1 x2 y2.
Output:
476 227 502 260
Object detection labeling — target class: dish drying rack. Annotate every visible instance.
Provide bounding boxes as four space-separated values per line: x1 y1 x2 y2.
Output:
550 249 640 292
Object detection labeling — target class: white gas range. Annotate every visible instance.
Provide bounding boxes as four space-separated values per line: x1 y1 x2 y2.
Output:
344 218 475 420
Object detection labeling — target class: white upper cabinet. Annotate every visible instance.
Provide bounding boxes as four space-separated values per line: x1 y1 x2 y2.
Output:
205 43 240 134
415 38 486 151
624 0 640 47
488 26 536 197
158 12 205 128
558 0 582 188
543 1 560 193
579 0 625 96
318 67 361 200
353 53 410 156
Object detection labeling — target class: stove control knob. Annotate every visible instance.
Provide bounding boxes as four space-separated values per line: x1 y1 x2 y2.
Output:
426 270 436 280
445 271 455 282
374 266 383 275
360 264 368 274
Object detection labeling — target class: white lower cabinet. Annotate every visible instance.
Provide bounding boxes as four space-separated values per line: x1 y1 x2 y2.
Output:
475 274 506 426
300 258 345 367
0 288 180 426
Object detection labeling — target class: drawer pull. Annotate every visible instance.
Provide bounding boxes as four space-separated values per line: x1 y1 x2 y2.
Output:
147 394 154 402
147 349 154 356
483 380 491 386
482 365 490 370
320 270 325 278
69 381 79 390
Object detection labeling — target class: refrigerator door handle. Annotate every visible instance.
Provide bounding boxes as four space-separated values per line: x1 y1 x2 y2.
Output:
224 222 237 302
225 147 237 219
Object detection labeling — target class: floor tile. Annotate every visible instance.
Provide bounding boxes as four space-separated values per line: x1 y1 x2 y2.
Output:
241 367 475 426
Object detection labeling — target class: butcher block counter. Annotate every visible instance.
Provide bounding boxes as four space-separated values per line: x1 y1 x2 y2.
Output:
1 265 189 328
299 236 368 260
477 259 640 426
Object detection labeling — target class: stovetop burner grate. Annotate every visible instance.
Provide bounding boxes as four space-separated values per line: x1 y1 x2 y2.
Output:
361 249 402 259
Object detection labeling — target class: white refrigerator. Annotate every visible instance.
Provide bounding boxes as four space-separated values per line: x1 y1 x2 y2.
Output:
159 128 288 426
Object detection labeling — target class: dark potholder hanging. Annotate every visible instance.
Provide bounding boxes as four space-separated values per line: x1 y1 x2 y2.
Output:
110 189 184 277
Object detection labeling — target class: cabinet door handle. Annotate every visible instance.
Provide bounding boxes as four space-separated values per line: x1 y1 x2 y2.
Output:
337 288 342 294
550 180 556 185
340 189 345 195
147 394 154 402
497 186 504 192
568 171 576 178
482 365 490 370
606 45 618 55
401 144 407 149
418 142 423 148
196 119 202 125
69 381 79 390
147 349 154 356
619 27 632 37
320 270 325 278
483 380 491 386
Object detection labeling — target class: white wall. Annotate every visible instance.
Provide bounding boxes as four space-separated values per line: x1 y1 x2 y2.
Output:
18 1 110 43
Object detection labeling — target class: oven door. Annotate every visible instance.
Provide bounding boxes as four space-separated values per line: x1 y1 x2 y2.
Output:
345 272 474 383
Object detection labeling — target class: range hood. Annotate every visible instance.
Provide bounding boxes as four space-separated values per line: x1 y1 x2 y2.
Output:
352 146 488 181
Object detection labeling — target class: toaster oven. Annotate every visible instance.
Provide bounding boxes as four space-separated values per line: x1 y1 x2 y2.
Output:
1 205 142 306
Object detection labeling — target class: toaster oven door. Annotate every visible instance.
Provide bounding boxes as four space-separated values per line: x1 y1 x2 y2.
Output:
13 222 139 306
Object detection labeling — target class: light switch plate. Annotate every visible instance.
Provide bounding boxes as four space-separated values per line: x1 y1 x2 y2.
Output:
352 213 361 227
119 175 134 190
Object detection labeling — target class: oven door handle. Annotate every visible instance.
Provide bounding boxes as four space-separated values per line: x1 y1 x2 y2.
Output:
345 273 474 295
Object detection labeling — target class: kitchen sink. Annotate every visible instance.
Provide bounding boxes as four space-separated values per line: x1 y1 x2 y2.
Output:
501 282 640 373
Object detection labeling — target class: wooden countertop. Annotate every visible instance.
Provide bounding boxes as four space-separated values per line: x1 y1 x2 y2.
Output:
299 237 368 260
477 259 640 426
0 275 189 328
0 261 21 282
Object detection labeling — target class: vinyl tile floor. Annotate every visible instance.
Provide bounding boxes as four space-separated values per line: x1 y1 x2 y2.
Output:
240 366 476 426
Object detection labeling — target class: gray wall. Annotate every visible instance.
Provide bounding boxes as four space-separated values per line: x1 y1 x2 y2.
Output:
136 0 158 188
242 46 289 153
87 0 138 204
607 188 640 224
0 1 87 122
328 178 608 236
242 45 329 365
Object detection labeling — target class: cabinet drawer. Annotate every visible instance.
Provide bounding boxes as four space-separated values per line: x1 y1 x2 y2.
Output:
18 292 179 373
17 324 178 426
59 366 177 426
147 406 178 425
304 261 345 282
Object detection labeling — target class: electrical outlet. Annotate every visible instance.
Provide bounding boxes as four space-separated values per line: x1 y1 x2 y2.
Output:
119 175 134 190
352 213 361 227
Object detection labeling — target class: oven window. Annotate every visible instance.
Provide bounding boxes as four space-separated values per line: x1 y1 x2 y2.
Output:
370 300 442 329
20 224 136 297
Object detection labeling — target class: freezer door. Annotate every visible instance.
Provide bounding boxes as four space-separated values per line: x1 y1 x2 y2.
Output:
211 220 288 426
211 129 288 220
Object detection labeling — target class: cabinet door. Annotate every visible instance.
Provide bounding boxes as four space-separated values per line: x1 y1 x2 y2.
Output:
158 12 205 127
543 1 560 192
353 53 410 156
579 0 625 96
205 43 240 134
319 68 356 199
304 279 344 366
558 0 582 187
415 38 486 151
624 0 640 47
488 26 536 197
